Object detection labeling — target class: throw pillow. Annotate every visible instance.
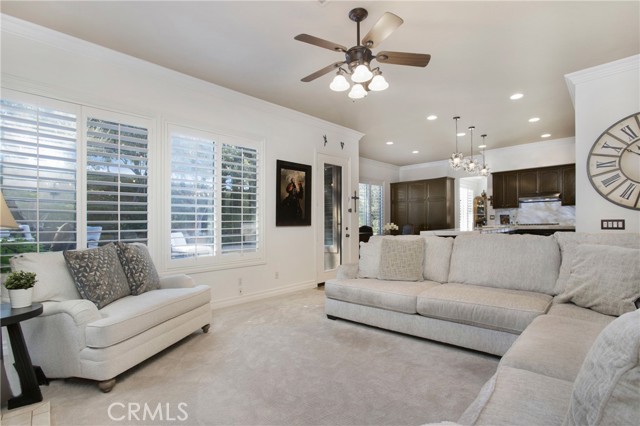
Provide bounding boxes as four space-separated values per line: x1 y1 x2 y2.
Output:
116 242 161 295
564 309 640 426
378 238 425 282
423 236 454 283
358 237 382 278
63 243 131 309
9 251 81 302
554 244 640 316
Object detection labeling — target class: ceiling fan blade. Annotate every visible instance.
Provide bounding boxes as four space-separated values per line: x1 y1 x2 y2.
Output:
361 12 404 48
301 62 345 82
294 34 347 52
375 51 431 67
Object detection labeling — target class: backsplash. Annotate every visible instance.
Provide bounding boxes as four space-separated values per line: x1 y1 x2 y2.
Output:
493 201 576 225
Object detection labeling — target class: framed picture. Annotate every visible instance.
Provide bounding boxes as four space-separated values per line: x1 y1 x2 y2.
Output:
276 160 312 226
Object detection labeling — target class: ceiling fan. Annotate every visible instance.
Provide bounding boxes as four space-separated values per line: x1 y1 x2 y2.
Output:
294 8 431 99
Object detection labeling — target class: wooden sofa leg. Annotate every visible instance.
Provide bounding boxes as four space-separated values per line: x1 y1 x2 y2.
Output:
202 324 210 333
98 378 116 393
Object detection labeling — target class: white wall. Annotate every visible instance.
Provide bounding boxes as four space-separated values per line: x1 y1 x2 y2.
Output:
359 157 400 225
1 16 363 308
566 55 640 233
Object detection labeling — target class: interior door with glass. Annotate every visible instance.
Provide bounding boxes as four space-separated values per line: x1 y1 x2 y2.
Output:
316 155 350 283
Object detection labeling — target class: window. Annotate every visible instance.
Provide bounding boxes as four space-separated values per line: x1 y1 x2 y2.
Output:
358 182 383 234
86 115 149 245
0 97 78 270
459 186 474 231
169 126 261 266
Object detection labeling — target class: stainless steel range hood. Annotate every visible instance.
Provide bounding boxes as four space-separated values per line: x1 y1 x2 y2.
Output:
518 192 562 203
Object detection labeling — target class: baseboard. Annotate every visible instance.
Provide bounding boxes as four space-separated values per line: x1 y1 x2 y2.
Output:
211 280 318 310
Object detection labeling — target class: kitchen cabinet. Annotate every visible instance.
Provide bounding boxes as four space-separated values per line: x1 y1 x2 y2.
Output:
491 164 575 208
391 177 454 233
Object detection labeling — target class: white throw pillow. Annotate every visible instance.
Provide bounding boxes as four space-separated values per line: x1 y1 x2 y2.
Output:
358 237 382 278
9 251 81 302
554 244 640 316
378 238 425 282
423 236 454 283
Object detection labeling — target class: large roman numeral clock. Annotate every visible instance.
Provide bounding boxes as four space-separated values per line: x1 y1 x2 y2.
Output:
587 112 640 210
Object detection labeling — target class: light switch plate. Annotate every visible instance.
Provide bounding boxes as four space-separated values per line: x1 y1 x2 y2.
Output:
601 219 625 230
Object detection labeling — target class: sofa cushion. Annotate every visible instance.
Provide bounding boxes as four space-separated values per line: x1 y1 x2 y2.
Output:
554 244 640 316
553 232 640 295
423 236 453 283
63 244 131 309
85 285 211 348
378 238 425 282
416 283 552 334
473 366 573 426
564 309 640 426
448 234 560 295
547 302 615 326
358 238 382 279
325 278 440 314
501 314 610 382
115 242 160 295
10 251 81 302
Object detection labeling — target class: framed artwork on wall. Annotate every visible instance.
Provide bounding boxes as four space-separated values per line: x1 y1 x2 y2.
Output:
276 160 312 226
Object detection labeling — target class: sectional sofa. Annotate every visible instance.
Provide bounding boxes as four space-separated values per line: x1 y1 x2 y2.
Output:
325 232 640 425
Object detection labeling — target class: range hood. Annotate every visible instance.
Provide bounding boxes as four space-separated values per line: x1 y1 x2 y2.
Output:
518 192 562 203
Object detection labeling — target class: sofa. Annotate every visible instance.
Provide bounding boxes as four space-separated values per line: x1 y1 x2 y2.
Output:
5 242 212 392
325 232 640 425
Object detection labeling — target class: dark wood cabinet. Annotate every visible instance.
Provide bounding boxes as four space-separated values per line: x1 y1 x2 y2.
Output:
492 164 575 208
391 177 454 233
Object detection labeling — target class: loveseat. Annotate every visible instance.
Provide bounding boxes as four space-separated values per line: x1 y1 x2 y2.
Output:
6 243 212 392
325 232 639 425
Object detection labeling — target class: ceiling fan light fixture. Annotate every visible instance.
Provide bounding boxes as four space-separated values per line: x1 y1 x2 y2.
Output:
368 73 389 91
330 73 350 92
351 64 373 83
348 83 368 99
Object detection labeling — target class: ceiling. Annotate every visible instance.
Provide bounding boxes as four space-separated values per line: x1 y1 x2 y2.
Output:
1 1 638 166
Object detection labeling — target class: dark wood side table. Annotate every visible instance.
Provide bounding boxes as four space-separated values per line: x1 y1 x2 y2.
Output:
1 303 47 409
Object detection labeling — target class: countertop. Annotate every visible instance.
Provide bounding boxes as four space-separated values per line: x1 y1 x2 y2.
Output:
421 224 575 237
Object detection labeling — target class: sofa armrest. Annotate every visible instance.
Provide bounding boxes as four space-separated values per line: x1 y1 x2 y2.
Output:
159 274 195 289
40 299 101 326
337 263 358 280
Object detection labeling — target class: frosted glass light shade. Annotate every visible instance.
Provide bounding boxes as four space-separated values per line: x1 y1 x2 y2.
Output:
351 64 373 83
329 74 350 92
348 83 367 99
449 152 464 170
368 74 389 91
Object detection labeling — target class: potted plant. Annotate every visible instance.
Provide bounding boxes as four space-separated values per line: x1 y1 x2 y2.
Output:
4 270 37 308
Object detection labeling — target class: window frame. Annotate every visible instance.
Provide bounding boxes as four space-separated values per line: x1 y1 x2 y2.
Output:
164 123 265 273
358 181 384 235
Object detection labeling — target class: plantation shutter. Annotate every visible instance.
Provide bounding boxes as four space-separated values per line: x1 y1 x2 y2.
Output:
0 98 78 263
220 143 258 254
86 116 149 245
170 133 215 259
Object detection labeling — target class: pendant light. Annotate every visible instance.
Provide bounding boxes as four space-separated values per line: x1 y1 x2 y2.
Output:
449 116 464 170
463 126 478 174
479 134 490 177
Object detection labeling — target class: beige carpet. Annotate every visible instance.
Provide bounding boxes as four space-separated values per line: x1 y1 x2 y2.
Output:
41 288 499 426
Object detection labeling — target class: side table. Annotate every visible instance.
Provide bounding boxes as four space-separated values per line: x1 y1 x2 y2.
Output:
1 303 47 409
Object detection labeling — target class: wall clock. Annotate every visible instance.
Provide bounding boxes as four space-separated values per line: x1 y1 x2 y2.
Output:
587 112 640 210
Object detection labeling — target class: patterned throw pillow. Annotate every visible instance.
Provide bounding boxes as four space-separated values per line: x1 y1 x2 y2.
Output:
63 243 131 309
378 238 425 282
116 242 161 295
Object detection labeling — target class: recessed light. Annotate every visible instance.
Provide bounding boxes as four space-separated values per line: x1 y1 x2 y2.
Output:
510 93 524 100
529 117 540 123
386 141 394 145
412 150 419 154
457 132 466 137
478 144 487 149
427 115 438 121
541 133 551 138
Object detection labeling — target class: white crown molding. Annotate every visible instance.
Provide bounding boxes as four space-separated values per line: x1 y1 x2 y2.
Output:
1 14 364 141
359 157 401 172
565 55 640 106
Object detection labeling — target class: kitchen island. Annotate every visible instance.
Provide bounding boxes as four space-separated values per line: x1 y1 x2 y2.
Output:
422 224 575 237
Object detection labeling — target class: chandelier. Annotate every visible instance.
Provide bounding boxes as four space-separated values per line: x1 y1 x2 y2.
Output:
479 134 490 176
463 126 479 174
330 64 389 99
449 116 464 170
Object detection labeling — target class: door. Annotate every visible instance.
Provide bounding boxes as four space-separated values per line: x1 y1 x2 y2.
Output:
316 155 350 283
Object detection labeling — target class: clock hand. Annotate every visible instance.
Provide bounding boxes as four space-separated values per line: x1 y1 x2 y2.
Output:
625 148 640 156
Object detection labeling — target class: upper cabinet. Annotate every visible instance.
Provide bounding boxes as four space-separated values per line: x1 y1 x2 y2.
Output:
491 164 575 209
391 177 454 233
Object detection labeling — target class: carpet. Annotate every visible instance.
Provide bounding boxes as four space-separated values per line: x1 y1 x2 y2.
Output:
41 288 499 426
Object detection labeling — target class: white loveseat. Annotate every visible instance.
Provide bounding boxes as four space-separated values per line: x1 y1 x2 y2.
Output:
326 232 640 425
7 246 211 392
